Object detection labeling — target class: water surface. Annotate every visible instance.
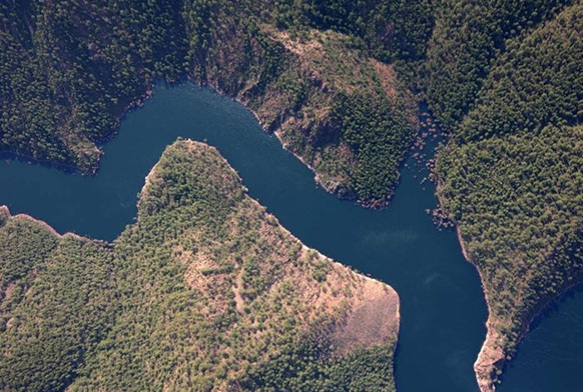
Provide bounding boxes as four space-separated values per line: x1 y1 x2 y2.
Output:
499 289 583 391
0 82 498 391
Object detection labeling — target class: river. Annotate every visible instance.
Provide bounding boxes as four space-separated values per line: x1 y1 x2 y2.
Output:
0 82 578 391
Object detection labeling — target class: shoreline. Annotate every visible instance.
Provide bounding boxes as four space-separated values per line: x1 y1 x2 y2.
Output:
204 80 332 196
460 229 502 392
445 191 583 392
0 82 156 177
454 222 501 392
143 140 401 359
456 225 471 262
243 172 401 350
0 205 62 239
0 205 103 244
437 189 501 392
203 78 409 209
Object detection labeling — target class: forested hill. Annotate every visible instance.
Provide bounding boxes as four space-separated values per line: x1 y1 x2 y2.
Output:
0 0 186 172
2 1 583 391
0 140 400 391
433 1 583 391
0 0 432 206
423 0 571 130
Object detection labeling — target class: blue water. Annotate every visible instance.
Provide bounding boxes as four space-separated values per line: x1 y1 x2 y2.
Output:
5 81 573 391
499 288 583 391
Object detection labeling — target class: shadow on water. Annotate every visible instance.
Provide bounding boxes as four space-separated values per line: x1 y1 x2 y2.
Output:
0 82 491 391
499 284 583 392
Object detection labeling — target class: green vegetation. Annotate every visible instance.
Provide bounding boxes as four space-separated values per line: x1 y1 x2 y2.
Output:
456 5 583 143
0 0 185 172
183 1 425 204
0 141 399 391
330 91 411 205
439 125 583 352
423 0 570 129
1 0 434 204
4 0 583 390
0 214 115 391
434 2 583 389
242 338 396 391
293 0 433 62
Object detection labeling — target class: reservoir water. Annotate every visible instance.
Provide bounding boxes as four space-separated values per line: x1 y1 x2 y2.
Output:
498 289 583 391
0 82 577 391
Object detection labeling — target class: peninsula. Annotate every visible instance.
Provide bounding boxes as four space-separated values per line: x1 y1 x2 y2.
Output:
435 2 583 389
2 0 583 390
0 140 399 391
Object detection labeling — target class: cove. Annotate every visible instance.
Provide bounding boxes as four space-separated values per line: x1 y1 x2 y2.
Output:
1 82 491 391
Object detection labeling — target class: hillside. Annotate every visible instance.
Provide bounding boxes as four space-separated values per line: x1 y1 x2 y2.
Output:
0 0 432 205
0 140 400 391
0 207 115 391
3 0 583 390
423 0 570 130
434 2 583 390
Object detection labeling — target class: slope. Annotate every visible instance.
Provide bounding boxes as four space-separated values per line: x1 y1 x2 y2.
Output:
0 0 432 205
0 139 400 391
435 3 583 390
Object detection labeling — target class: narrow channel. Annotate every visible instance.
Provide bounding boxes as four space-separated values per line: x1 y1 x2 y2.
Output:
1 82 491 391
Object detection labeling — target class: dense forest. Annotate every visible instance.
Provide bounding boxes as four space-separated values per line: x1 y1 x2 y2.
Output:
0 210 116 391
423 0 571 130
2 0 583 391
0 0 433 204
0 141 399 391
0 0 185 172
434 1 583 390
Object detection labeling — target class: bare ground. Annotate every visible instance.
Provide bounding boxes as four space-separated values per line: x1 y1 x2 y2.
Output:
330 274 400 355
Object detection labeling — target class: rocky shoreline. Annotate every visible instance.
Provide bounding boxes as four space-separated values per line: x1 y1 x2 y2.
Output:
444 201 502 392
450 213 580 392
0 205 91 242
